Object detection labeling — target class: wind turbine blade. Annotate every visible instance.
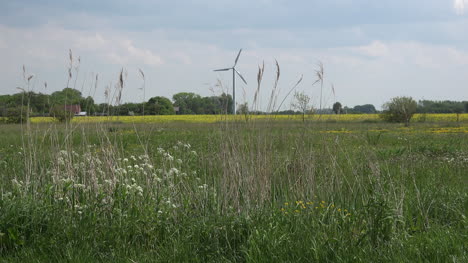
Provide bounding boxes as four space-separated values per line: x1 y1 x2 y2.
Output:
235 69 247 85
233 49 242 67
214 68 232 72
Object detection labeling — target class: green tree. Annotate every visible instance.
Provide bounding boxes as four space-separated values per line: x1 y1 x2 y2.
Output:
380 96 417 127
417 100 467 113
80 96 96 115
237 102 250 122
0 95 13 117
353 104 376 114
291 91 312 122
172 92 203 114
50 88 83 105
146 97 174 115
114 103 145 116
217 93 233 114
50 105 74 123
200 97 217 114
332 102 342 114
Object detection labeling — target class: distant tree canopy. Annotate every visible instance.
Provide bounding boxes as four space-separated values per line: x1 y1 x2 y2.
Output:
0 92 50 116
50 88 95 114
417 100 468 114
1 88 467 118
50 88 83 105
352 104 377 114
172 92 203 114
172 92 233 114
146 96 175 115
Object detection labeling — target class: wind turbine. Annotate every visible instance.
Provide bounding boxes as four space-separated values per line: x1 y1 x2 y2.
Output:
214 49 247 115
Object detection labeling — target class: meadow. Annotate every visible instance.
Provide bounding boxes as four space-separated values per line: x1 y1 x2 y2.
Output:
0 116 467 262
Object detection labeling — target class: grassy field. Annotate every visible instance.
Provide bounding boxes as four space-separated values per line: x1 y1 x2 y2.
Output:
0 118 467 262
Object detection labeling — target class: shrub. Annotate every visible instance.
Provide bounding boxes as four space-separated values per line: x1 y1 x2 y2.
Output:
5 106 29 124
50 105 74 123
380 97 417 127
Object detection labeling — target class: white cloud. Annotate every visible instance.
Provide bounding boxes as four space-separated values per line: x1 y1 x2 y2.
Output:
105 40 164 66
74 33 107 51
124 41 164 66
0 24 165 68
346 40 468 68
454 0 467 14
354 41 390 57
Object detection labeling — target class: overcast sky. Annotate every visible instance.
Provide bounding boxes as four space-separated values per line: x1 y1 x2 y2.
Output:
1 0 467 110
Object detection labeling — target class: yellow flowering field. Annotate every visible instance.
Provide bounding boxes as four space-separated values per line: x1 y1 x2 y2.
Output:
1 113 466 124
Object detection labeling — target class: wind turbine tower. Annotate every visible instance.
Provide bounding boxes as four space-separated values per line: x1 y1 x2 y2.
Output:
214 49 247 115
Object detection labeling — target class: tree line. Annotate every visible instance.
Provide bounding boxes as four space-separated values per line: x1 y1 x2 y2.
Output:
0 88 235 120
1 88 467 121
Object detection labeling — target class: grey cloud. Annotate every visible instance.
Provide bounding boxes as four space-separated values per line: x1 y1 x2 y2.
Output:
1 0 460 30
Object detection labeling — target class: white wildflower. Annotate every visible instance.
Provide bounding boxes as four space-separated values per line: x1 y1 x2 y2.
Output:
169 167 179 176
136 186 143 196
104 179 113 185
163 153 174 161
